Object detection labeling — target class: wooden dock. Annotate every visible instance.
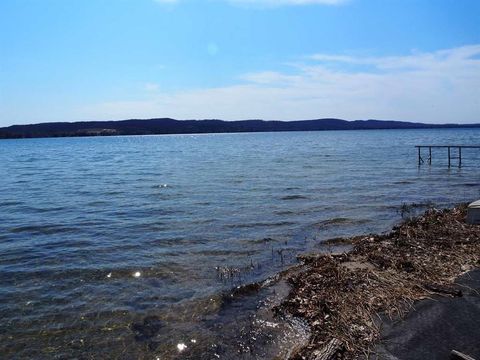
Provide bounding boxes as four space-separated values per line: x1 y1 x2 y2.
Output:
415 145 480 167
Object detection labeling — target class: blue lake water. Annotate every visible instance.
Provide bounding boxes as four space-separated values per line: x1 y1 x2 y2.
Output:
0 128 479 358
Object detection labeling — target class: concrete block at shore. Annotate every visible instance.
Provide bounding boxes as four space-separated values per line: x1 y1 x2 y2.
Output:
467 200 480 224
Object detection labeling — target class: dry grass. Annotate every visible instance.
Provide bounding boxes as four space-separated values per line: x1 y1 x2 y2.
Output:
277 205 480 359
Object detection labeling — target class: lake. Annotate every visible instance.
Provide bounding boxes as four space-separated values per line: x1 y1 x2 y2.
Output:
1 128 479 359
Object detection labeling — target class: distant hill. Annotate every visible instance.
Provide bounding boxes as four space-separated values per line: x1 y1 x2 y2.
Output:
0 118 479 139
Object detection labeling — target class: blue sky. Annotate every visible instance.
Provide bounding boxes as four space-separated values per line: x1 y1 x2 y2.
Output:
0 0 479 126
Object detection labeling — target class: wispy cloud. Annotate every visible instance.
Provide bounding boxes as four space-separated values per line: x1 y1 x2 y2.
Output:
79 45 480 124
154 0 347 6
228 0 347 6
310 45 480 70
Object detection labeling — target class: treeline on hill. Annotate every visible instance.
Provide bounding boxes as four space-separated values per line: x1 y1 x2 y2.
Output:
0 118 478 139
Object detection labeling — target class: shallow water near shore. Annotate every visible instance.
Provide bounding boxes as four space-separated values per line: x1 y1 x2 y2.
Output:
1 128 479 358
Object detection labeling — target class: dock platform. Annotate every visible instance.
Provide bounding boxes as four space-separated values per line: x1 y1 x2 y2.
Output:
415 145 480 167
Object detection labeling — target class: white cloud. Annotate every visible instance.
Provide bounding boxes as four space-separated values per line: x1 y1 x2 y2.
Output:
79 45 480 124
154 0 346 6
311 45 480 71
228 0 347 5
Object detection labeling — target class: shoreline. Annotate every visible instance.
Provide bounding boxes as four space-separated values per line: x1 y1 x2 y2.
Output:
2 118 480 140
271 204 479 359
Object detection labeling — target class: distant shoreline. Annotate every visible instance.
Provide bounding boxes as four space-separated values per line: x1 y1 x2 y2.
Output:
1 118 480 139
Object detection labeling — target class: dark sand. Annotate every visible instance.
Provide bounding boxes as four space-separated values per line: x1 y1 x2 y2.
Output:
374 269 480 360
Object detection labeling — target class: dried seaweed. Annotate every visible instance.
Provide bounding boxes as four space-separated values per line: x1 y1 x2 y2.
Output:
277 204 480 360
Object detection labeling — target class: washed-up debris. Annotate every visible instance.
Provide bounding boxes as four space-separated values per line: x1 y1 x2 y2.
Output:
276 204 480 359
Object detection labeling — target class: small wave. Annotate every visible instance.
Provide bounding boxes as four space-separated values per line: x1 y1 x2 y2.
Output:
193 249 257 256
105 190 123 195
1 200 24 207
284 187 301 191
274 208 318 216
226 221 295 229
147 237 208 246
29 206 68 213
9 224 78 235
191 218 215 224
280 195 308 200
240 237 277 245
315 217 371 227
194 202 211 206
41 239 92 250
274 210 296 215
86 201 108 206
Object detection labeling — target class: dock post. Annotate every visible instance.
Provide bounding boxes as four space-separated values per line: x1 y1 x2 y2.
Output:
414 145 480 167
